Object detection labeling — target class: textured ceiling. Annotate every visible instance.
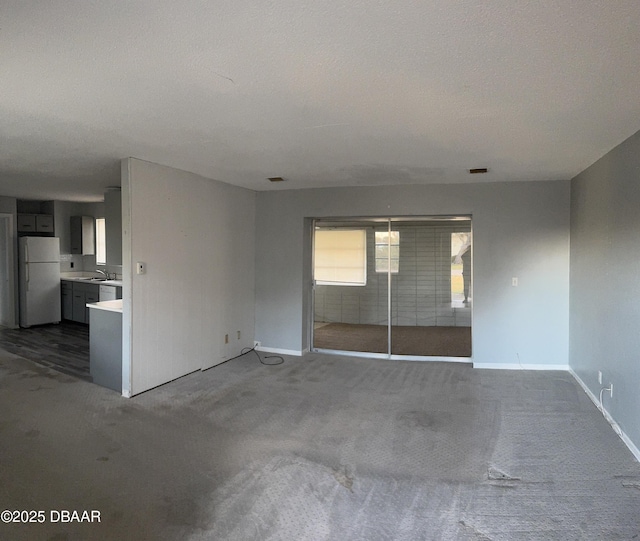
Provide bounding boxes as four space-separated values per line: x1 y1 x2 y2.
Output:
2 1 640 201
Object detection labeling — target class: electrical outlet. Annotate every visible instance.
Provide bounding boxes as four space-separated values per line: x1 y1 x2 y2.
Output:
512 277 518 287
254 341 261 348
609 383 613 398
224 334 229 344
237 331 241 340
598 371 603 384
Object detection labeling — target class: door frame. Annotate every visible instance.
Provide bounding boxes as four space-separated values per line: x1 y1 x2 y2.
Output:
310 215 473 362
0 213 17 328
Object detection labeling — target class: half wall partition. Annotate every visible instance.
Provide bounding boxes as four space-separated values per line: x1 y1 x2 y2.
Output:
312 216 472 359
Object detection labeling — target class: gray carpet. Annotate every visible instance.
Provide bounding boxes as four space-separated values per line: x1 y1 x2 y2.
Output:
0 348 639 540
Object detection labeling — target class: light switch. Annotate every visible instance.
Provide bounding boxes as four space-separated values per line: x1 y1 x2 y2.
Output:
136 262 146 275
512 277 518 287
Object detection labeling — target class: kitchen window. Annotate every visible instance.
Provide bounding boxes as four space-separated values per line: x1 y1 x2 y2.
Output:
95 218 106 265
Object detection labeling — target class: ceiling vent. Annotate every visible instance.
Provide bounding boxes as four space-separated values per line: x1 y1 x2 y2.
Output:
469 168 489 174
268 177 286 182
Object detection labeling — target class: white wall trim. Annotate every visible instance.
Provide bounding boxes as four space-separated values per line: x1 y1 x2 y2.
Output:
619 427 640 463
313 348 389 360
473 363 571 371
120 159 133 398
471 363 639 462
310 349 473 363
569 369 640 463
257 346 303 357
393 355 472 363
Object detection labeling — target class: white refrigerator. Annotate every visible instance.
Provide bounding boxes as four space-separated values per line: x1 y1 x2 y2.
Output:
19 237 61 327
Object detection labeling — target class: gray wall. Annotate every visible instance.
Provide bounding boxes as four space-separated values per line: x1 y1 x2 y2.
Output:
0 196 18 215
255 180 570 366
54 200 104 272
314 223 471 328
570 128 640 453
122 158 256 396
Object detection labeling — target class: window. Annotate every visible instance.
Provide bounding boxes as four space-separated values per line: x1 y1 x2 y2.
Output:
451 232 471 303
95 218 106 265
314 229 367 286
375 231 399 273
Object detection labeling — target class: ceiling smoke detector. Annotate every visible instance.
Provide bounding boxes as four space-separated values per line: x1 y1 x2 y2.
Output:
469 168 489 174
268 177 286 182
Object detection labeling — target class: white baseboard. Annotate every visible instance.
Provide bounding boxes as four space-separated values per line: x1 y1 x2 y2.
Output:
313 348 390 360
620 429 640 463
569 369 640 463
256 346 303 357
310 349 472 363
473 363 571 371
391 355 472 363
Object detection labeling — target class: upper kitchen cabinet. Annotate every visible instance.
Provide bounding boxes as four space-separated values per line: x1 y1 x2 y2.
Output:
17 199 55 236
35 214 54 232
104 188 122 266
70 216 95 255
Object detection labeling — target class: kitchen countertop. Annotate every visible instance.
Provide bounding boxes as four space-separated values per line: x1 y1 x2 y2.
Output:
86 299 123 313
61 276 123 287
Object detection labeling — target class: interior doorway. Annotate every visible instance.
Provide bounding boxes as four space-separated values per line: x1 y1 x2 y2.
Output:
0 214 16 329
311 216 472 359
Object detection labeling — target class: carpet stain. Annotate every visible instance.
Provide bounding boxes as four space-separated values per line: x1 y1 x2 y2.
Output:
97 456 109 462
397 410 451 430
459 519 493 540
29 385 51 392
333 465 354 492
26 429 40 438
487 465 520 481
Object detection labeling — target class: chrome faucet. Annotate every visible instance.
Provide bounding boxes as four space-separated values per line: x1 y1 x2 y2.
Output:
96 269 110 280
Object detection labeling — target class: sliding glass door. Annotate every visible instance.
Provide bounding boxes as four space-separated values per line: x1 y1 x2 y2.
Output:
389 218 472 357
312 217 472 359
312 219 389 356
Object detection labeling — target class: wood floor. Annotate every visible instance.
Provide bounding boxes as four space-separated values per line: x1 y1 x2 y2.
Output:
0 321 91 381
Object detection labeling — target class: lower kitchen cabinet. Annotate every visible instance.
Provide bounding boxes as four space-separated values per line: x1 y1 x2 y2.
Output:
62 281 100 324
71 291 85 322
99 284 122 301
85 288 99 324
61 282 73 320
